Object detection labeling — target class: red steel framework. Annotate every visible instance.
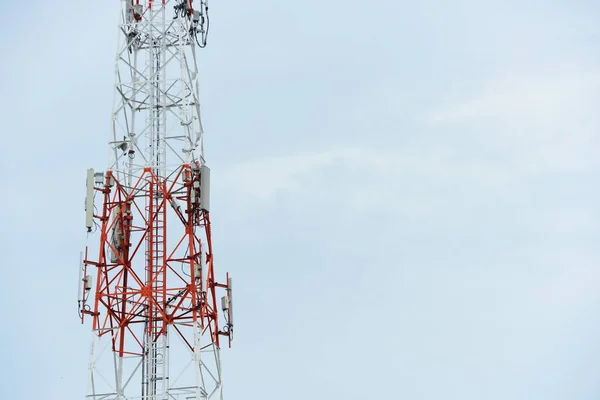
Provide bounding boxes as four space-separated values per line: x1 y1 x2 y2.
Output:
81 164 232 356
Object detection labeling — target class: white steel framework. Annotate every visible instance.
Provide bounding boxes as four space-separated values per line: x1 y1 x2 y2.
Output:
78 1 233 400
110 0 205 182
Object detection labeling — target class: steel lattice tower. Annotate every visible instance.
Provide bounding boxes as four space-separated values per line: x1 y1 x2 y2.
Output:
78 1 233 399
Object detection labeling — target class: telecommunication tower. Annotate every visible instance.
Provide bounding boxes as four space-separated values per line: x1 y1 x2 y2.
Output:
78 1 234 399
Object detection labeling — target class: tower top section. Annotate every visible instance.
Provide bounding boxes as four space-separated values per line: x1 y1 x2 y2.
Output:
109 0 210 185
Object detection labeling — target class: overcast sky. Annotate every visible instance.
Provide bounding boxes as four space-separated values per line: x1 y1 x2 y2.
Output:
1 1 600 399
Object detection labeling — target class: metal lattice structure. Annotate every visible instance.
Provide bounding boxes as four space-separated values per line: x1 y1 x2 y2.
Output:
78 1 233 399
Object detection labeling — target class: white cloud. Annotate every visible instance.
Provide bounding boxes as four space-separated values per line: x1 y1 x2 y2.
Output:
429 69 600 173
215 68 600 223
214 145 521 217
430 70 600 134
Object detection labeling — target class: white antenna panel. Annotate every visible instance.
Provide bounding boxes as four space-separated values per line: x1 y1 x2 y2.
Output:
200 165 211 212
85 169 94 232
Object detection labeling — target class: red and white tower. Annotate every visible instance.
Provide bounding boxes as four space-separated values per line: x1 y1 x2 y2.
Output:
78 1 233 399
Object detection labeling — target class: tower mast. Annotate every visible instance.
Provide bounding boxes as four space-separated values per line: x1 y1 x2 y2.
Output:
79 1 233 399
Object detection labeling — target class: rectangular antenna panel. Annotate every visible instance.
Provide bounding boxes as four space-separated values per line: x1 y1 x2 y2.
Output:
228 276 233 326
200 165 211 212
85 169 94 232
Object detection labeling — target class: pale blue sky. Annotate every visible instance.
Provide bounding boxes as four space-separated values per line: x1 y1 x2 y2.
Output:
1 1 600 399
